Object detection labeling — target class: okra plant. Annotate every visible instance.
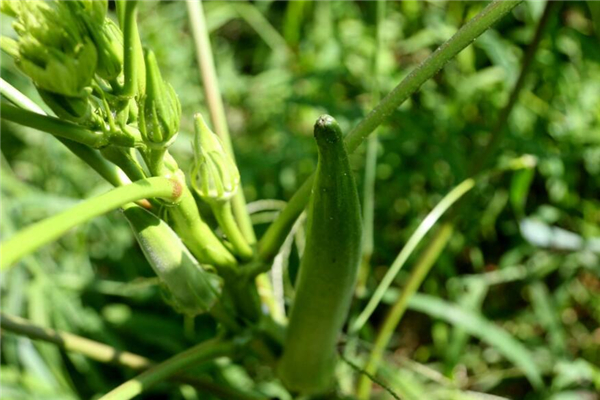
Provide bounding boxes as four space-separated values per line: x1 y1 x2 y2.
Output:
2 0 582 399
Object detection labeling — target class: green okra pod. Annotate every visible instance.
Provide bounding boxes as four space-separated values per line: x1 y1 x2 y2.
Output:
123 204 223 316
278 115 362 394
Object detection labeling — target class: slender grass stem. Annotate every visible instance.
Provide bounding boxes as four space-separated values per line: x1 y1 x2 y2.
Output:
258 0 523 262
0 177 181 270
100 338 235 400
351 179 475 334
186 0 256 246
0 79 127 187
356 223 454 399
358 0 386 295
0 313 261 400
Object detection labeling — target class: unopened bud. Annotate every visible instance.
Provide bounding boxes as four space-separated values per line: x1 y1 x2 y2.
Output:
190 114 240 203
138 50 181 148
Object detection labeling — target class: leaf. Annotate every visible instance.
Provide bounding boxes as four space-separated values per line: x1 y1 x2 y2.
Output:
408 293 544 390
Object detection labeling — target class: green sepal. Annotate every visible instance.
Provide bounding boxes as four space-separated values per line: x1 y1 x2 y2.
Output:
190 114 240 203
138 50 181 149
123 205 224 317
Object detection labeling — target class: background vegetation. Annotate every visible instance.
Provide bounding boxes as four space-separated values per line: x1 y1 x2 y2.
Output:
1 1 599 399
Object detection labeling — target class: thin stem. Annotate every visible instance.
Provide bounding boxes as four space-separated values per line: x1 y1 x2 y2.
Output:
1 176 181 270
121 0 144 98
358 0 386 295
0 79 127 187
212 202 254 261
0 313 261 400
351 179 475 334
100 338 235 400
356 223 454 399
258 0 523 262
232 2 290 56
1 312 151 369
186 0 256 245
1 103 109 148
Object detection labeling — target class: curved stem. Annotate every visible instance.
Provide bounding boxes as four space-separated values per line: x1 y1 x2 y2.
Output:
0 79 128 187
257 0 522 263
351 178 475 334
186 0 256 245
0 177 181 270
1 102 108 148
356 223 454 399
100 338 235 400
212 201 253 261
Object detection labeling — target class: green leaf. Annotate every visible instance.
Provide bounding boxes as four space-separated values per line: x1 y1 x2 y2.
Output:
408 293 544 390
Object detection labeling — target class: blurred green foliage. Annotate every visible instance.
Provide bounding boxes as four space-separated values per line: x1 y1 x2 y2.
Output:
1 1 599 399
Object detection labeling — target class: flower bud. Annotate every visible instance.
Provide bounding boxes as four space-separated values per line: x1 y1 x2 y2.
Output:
138 50 181 148
190 114 240 203
9 1 98 97
91 19 124 81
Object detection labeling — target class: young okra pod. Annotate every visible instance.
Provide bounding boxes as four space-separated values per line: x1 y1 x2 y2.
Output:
278 115 362 394
123 204 223 317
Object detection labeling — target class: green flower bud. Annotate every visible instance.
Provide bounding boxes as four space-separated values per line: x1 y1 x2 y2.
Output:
138 50 181 148
190 114 240 203
9 1 98 97
91 19 124 81
66 0 107 27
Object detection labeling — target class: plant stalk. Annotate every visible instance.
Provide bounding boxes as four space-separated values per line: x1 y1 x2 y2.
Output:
1 176 181 270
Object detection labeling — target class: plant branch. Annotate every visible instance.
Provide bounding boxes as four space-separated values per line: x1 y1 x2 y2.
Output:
1 102 109 148
100 338 236 400
258 0 523 262
186 0 256 245
0 79 127 187
0 176 181 269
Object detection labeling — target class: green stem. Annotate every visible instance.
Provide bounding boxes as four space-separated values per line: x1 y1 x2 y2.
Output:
100 338 235 400
351 178 475 334
0 313 261 400
1 312 151 369
169 186 238 270
1 103 108 148
212 202 253 261
257 0 522 263
356 223 454 399
358 0 386 295
0 176 181 270
186 0 256 246
121 0 144 98
100 146 147 182
0 79 127 186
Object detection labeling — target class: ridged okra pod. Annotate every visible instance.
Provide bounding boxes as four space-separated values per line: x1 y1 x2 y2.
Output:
123 204 223 316
278 115 362 394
